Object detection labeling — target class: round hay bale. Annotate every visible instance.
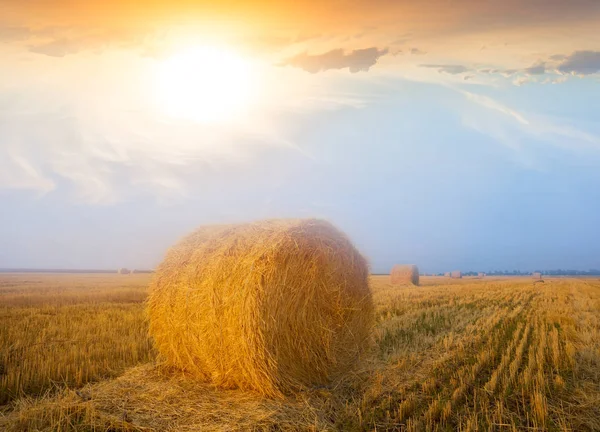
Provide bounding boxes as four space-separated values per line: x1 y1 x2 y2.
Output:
147 219 373 397
390 264 419 285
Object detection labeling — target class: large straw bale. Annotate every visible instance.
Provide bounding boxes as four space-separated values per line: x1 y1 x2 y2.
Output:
147 219 373 397
390 264 419 285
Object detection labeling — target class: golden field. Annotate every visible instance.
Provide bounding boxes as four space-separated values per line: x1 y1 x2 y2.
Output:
1 274 599 431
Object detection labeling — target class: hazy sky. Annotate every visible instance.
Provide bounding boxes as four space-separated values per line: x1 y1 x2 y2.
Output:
1 0 600 273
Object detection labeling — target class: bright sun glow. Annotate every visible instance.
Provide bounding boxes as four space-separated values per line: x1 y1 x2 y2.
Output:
155 46 256 123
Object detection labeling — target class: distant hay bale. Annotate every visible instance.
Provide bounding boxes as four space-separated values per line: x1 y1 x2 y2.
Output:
478 272 485 278
532 272 542 279
117 268 130 275
451 271 462 279
147 219 373 398
390 264 419 285
444 272 451 277
132 269 154 274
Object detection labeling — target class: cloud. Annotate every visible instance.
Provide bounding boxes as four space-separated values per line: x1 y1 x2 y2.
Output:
420 62 552 88
1 1 599 84
1 62 369 204
557 51 600 75
29 39 87 57
0 98 284 204
478 68 519 76
283 47 388 73
415 58 575 86
420 64 470 74
0 152 55 193
541 76 568 85
513 76 532 86
0 22 149 57
391 33 412 45
424 56 581 85
524 62 546 75
0 0 598 74
0 26 31 41
461 91 529 125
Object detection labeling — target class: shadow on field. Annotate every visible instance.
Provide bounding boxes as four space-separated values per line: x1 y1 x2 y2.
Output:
0 363 349 431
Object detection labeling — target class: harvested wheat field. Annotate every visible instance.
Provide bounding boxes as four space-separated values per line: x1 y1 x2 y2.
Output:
1 274 600 431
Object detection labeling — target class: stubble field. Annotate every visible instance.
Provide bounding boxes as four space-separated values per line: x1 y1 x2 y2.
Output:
1 274 599 431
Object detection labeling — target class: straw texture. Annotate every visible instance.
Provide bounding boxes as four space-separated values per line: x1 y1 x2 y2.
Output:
390 264 419 285
147 219 373 397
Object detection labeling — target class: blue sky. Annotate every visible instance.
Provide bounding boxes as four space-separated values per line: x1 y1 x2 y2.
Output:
1 1 599 273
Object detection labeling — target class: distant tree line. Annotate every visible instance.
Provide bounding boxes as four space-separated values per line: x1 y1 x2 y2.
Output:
531 269 600 276
432 269 600 276
0 268 155 274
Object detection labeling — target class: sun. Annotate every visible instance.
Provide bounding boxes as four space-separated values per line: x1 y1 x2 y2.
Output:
155 46 256 123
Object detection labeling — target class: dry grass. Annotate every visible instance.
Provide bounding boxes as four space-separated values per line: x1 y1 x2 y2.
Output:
148 219 373 397
1 274 599 431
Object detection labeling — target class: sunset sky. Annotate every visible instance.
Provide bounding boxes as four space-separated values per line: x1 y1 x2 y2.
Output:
1 0 600 272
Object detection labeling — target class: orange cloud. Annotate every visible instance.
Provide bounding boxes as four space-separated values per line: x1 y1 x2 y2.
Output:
4 1 598 40
1 0 599 77
283 48 388 73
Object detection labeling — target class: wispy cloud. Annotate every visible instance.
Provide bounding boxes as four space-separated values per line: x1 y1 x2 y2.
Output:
513 76 533 86
458 88 600 157
0 101 299 204
461 91 529 125
29 38 89 57
541 76 568 85
419 60 574 86
410 48 426 55
0 64 371 204
0 152 55 193
0 26 31 42
420 64 470 74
